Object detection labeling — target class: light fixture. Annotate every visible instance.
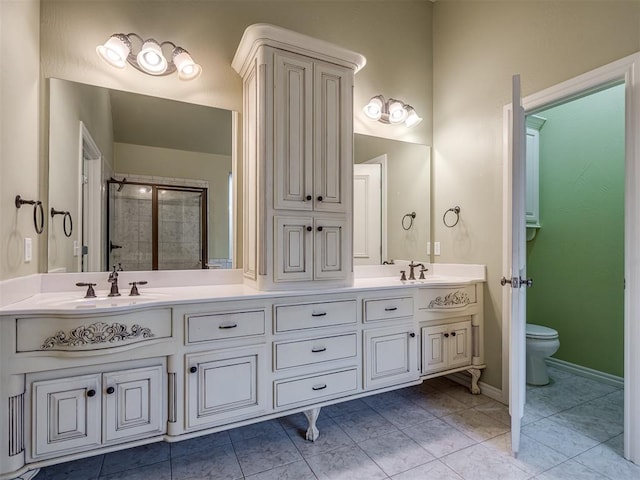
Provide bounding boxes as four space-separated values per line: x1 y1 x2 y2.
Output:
363 95 422 128
97 33 202 80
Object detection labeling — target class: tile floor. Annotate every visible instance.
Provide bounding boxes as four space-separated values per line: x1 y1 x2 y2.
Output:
37 367 639 479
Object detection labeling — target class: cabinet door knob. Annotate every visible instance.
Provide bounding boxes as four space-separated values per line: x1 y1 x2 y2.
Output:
409 332 416 338
451 332 457 337
306 195 312 201
306 226 312 232
106 386 115 395
317 226 323 232
317 196 323 202
190 366 198 373
444 333 449 338
86 389 96 398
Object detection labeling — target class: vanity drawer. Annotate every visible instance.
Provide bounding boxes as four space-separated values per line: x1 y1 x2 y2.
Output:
17 308 172 353
274 300 357 332
274 333 357 370
186 310 265 344
417 285 477 310
364 297 414 322
274 368 358 408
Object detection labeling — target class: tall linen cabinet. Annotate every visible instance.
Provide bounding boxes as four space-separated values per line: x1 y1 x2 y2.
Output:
232 24 366 290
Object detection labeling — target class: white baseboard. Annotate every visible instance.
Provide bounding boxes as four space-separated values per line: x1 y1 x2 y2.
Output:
446 372 505 404
546 357 624 389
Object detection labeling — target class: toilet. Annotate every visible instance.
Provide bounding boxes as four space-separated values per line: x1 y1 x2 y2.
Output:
525 324 560 386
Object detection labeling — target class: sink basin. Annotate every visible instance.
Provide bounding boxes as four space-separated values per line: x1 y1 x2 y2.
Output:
34 292 169 309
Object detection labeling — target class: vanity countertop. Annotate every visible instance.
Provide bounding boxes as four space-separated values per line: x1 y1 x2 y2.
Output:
0 263 486 315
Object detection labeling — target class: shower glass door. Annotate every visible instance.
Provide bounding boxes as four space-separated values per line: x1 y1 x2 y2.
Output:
108 181 207 271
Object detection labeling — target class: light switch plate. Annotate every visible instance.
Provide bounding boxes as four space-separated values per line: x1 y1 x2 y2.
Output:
434 241 441 256
24 238 32 262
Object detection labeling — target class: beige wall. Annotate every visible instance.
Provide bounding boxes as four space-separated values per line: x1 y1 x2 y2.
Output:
114 143 232 262
0 0 41 282
432 1 640 388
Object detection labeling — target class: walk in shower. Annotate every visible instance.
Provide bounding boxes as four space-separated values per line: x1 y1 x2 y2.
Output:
107 179 207 270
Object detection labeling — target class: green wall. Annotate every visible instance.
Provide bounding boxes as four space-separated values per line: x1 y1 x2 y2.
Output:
526 84 625 377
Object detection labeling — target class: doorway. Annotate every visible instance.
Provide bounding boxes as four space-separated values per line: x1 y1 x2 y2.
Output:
503 52 640 462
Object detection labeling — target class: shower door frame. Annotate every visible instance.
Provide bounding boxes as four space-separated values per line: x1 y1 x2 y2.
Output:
107 179 208 271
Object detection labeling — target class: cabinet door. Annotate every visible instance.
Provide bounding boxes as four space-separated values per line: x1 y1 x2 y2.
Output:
447 320 472 369
103 366 165 444
364 325 418 389
421 325 448 375
32 374 101 458
273 50 314 211
186 346 266 429
314 61 352 213
274 216 313 282
314 217 348 280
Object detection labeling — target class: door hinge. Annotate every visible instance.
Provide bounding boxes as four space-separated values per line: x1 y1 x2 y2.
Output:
500 276 533 288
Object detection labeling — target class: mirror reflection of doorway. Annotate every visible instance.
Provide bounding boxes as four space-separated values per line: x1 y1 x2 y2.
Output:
107 179 208 271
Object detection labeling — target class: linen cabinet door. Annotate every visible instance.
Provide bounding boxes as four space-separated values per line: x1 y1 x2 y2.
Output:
273 49 314 211
314 217 348 280
32 374 101 458
421 325 448 375
103 366 165 443
186 346 267 429
274 216 313 282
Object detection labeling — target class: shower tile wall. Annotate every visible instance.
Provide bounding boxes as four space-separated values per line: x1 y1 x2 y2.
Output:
158 197 202 270
111 195 152 271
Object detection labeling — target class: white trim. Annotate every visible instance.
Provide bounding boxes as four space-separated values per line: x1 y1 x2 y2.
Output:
364 154 388 263
79 122 102 273
446 372 505 403
546 357 624 390
502 51 640 463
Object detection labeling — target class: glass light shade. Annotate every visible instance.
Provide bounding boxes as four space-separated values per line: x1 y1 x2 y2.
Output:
96 34 130 69
404 106 423 128
363 96 384 120
173 48 202 80
387 99 408 124
137 40 168 75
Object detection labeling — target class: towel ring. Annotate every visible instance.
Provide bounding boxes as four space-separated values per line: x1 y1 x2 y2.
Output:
402 212 416 231
51 208 73 238
443 206 461 228
15 195 45 234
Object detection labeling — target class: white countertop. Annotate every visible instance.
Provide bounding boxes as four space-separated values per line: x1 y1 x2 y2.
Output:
0 263 486 315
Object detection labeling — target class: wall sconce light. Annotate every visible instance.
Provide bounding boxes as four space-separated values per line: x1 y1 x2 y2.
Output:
363 95 422 128
96 33 202 80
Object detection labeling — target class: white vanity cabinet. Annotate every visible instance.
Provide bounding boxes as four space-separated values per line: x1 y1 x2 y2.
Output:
30 363 165 460
232 24 365 291
421 318 472 375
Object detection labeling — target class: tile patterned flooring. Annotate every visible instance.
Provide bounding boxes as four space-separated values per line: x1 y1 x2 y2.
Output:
37 367 639 479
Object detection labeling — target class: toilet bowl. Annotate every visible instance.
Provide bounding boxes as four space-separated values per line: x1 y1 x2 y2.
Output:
526 324 560 386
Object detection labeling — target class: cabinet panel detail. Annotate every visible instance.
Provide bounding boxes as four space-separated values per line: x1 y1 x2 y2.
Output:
186 310 265 344
33 374 102 457
364 297 414 322
274 216 313 282
9 393 24 456
363 326 418 389
314 218 347 280
274 333 357 370
275 299 357 332
421 319 472 375
275 368 358 408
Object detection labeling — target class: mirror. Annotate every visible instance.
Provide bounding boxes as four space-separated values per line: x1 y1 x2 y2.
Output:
354 134 430 264
47 78 233 273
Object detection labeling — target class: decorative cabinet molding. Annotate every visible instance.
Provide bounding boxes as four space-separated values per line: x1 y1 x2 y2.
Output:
41 322 154 349
232 24 364 291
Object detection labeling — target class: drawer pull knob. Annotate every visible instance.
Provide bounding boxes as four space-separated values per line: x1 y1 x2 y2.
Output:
219 323 238 329
312 384 327 391
451 332 457 337
409 332 416 338
311 312 327 317
190 366 198 373
384 307 398 312
86 389 96 398
311 346 327 353
106 386 115 395
444 333 450 338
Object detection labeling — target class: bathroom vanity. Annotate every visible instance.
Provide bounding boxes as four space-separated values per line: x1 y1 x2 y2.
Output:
0 266 485 480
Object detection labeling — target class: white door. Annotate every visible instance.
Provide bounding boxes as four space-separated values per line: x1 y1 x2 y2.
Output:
507 74 528 456
353 163 382 265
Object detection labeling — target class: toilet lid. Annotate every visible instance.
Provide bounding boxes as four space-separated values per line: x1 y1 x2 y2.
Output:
526 324 558 339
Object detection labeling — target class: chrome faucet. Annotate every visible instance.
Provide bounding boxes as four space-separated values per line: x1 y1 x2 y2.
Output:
108 264 121 297
408 261 424 281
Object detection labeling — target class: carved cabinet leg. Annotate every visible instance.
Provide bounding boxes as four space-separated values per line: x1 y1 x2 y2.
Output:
303 407 321 442
468 368 482 395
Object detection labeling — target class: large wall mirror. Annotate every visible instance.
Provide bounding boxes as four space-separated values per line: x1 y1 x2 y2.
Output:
47 78 430 274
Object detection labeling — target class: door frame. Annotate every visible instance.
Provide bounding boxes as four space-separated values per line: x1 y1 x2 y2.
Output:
79 122 102 273
502 52 640 462
363 153 388 262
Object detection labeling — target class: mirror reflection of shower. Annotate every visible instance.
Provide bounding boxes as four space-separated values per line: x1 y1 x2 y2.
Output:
107 177 208 270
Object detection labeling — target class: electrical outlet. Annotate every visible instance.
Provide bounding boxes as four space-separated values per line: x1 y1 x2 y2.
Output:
24 238 32 262
434 241 441 256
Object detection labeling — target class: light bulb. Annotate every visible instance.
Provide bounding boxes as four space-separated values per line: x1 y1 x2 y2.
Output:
363 95 384 121
404 106 423 127
387 99 408 124
137 39 168 75
96 34 131 69
173 47 202 81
